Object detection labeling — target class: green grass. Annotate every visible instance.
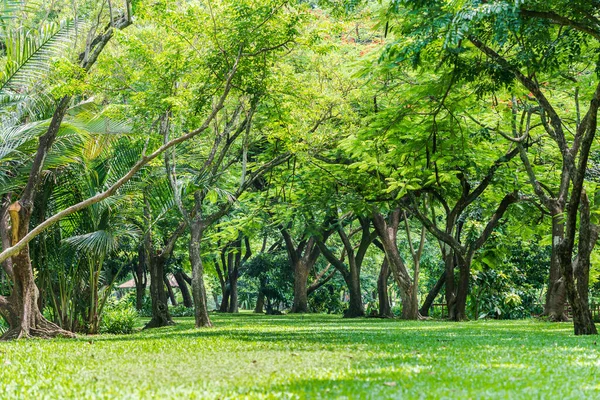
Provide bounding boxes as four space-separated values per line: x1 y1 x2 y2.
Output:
0 314 599 399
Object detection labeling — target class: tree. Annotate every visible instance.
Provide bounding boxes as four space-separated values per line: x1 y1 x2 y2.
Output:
0 0 132 339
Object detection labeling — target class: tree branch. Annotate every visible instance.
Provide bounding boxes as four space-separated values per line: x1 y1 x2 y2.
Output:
0 54 241 265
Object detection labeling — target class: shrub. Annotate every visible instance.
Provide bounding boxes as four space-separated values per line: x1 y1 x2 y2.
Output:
169 304 194 317
101 297 139 334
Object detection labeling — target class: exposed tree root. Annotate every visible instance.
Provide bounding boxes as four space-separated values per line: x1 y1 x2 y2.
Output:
1 321 75 341
144 318 176 330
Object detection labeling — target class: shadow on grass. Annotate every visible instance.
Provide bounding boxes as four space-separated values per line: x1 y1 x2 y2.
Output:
84 314 585 355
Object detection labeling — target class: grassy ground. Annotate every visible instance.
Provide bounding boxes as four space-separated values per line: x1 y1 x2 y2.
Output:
0 314 599 399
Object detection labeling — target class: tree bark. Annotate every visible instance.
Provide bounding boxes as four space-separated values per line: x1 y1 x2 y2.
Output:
189 222 212 328
0 198 14 280
345 268 364 318
227 245 240 313
165 275 178 306
377 258 393 318
1 203 74 340
134 246 147 311
372 210 419 319
543 214 568 321
291 261 309 313
254 289 265 313
559 193 598 335
219 287 230 312
145 254 174 328
452 255 471 321
419 271 445 317
174 271 193 308
281 228 321 314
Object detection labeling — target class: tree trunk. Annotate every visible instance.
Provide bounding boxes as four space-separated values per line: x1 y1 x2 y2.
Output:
544 215 568 321
419 271 445 317
174 271 193 308
559 196 597 335
189 223 212 328
377 258 392 317
0 199 13 280
451 255 470 321
445 250 458 320
343 269 364 318
134 246 147 311
254 289 265 313
219 287 230 312
227 262 239 313
145 253 174 329
165 275 178 306
0 203 74 340
372 210 419 319
290 261 309 313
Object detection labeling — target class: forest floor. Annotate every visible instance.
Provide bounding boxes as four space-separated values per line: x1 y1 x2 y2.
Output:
0 314 598 399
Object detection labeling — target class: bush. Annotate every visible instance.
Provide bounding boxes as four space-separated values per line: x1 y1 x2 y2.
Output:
169 304 194 317
101 297 139 334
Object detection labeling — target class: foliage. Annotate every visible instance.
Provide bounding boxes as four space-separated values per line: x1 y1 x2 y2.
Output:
100 296 139 335
169 304 195 318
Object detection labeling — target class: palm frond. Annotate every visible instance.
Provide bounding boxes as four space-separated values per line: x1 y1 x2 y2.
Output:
1 18 82 92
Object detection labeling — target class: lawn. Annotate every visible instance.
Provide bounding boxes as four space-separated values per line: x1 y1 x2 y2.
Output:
0 314 598 399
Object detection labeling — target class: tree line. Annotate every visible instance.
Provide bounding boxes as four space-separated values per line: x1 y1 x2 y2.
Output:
1 0 600 339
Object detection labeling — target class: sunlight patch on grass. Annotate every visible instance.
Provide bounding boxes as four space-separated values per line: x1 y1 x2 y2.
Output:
0 314 599 399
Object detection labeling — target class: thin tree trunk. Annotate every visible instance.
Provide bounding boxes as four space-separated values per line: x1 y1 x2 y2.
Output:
419 271 445 317
226 244 239 313
377 258 392 318
228 272 239 313
544 214 568 321
0 199 13 280
189 222 212 328
372 210 419 319
174 271 193 308
134 246 147 311
165 275 178 306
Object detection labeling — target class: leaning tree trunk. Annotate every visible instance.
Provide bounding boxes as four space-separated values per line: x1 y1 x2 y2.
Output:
372 210 419 320
165 276 178 306
174 271 193 308
544 215 568 321
420 271 445 317
0 203 74 340
189 223 212 328
377 258 392 318
145 254 174 329
291 261 309 313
